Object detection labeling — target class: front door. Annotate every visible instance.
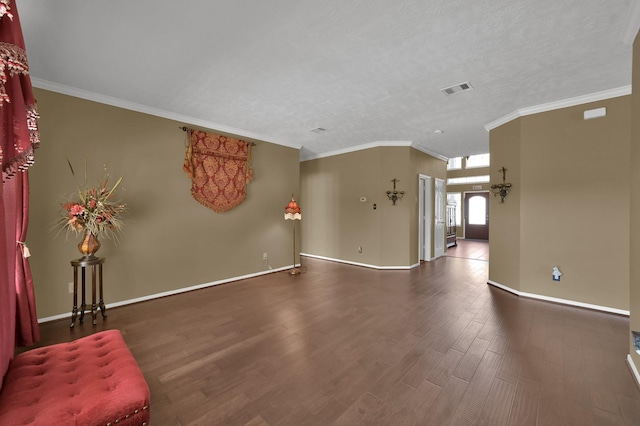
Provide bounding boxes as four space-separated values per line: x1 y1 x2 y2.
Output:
464 192 489 240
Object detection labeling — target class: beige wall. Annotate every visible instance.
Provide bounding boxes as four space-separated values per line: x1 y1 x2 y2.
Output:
489 119 521 292
630 31 640 373
300 148 384 265
379 147 414 266
300 146 446 268
520 97 630 309
489 96 631 310
29 89 300 319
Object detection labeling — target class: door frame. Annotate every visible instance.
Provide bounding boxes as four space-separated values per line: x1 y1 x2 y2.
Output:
463 190 490 240
434 178 446 258
418 174 432 261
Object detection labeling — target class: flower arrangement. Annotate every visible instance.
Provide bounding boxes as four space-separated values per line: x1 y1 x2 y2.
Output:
56 160 126 240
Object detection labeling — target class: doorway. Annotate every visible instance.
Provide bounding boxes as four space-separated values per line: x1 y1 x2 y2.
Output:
464 192 489 240
418 175 432 261
434 178 445 257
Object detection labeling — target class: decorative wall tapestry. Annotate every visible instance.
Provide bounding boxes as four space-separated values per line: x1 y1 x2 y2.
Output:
183 129 254 213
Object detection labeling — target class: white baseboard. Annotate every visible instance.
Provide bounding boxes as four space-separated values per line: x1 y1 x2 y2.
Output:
487 280 630 316
627 354 640 389
301 253 418 270
38 265 293 323
40 256 419 323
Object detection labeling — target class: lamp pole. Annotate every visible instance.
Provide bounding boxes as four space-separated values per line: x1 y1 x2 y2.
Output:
290 218 300 275
284 194 302 275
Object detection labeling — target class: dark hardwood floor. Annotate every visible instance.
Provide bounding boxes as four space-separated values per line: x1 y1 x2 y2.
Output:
24 255 640 425
447 239 489 261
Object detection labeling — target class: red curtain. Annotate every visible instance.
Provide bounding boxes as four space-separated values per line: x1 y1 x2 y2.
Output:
0 0 40 385
0 180 15 389
6 171 38 346
1 1 39 179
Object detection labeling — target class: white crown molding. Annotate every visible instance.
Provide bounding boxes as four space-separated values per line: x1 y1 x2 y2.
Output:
300 141 447 162
32 77 448 160
622 0 640 45
31 78 301 150
301 141 412 161
487 280 630 316
485 86 632 132
411 144 449 161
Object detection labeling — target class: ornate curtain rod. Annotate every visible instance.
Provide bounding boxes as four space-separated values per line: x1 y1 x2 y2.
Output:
179 126 256 146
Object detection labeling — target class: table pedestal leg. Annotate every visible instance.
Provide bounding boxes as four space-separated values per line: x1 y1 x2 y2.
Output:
79 267 86 323
90 264 97 325
98 263 107 319
70 266 79 328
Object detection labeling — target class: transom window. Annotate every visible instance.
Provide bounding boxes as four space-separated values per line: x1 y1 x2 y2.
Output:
465 153 490 168
447 175 490 185
447 157 462 170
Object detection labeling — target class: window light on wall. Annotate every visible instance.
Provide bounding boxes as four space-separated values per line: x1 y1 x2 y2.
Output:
447 175 490 185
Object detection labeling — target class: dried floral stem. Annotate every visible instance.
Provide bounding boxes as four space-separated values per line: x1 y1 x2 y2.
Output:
55 159 126 240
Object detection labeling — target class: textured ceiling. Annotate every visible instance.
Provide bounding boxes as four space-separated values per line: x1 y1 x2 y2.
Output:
17 0 637 160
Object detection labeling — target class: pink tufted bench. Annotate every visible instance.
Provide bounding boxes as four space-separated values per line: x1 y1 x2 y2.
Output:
0 330 150 426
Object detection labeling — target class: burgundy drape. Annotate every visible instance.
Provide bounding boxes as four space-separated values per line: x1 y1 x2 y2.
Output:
6 171 38 346
1 1 39 178
0 0 40 386
0 180 15 389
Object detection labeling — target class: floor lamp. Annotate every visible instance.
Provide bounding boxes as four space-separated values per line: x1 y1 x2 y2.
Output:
284 194 301 275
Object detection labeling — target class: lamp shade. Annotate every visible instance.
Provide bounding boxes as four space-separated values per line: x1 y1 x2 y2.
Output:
284 195 301 220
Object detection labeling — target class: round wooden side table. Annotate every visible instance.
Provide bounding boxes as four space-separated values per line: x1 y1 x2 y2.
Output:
70 257 107 328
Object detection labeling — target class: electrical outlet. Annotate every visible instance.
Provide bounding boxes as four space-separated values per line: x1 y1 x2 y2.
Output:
68 282 74 293
263 252 268 261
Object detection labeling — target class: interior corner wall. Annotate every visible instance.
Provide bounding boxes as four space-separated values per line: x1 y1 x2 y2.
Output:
300 146 445 268
28 88 300 319
490 95 631 312
629 30 640 374
300 148 384 266
489 119 522 291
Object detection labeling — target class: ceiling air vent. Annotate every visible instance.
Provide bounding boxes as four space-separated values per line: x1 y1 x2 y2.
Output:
441 81 473 96
310 127 326 133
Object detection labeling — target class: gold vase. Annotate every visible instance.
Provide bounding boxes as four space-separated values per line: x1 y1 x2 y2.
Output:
78 231 101 259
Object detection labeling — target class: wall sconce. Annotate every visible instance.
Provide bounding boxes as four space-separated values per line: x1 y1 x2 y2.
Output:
490 167 512 203
386 178 405 205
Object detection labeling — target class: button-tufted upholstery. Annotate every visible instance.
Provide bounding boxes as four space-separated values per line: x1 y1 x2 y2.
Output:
0 330 150 426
